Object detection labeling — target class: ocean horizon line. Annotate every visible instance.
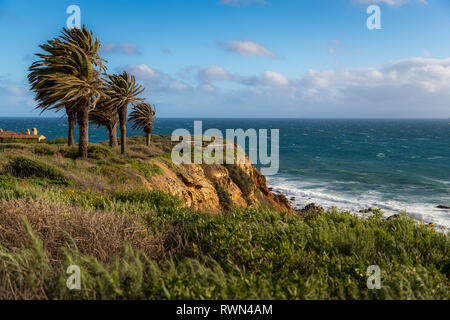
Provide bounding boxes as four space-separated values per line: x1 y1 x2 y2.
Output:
0 116 448 120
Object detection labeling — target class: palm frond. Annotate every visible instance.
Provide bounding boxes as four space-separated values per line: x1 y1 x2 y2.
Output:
129 102 156 133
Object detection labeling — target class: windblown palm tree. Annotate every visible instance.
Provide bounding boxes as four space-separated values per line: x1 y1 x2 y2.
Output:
66 108 76 146
28 26 105 158
89 98 119 148
129 103 156 146
103 72 144 154
58 27 107 147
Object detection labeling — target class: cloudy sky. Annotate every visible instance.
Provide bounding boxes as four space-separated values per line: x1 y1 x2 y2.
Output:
0 0 449 118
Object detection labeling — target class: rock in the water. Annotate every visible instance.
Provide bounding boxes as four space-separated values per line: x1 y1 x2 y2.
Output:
304 203 317 211
295 203 325 216
437 205 450 210
359 208 373 213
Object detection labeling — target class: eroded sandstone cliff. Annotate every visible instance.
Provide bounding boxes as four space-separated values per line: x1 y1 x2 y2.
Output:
136 136 292 214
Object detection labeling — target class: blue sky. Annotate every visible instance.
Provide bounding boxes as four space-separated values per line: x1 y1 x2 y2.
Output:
0 0 449 117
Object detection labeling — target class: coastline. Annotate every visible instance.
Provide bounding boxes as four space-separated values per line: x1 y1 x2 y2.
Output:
268 181 449 232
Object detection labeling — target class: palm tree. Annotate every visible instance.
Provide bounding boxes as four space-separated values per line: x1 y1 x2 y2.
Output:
89 98 119 148
59 27 107 147
129 103 156 146
28 26 104 158
66 108 76 146
104 72 144 154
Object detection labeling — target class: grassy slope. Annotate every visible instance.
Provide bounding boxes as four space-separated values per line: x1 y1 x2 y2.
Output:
0 137 448 300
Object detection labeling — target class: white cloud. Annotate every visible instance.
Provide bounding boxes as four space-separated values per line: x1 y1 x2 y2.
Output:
198 65 231 82
168 81 191 91
219 40 278 58
119 64 191 93
196 65 290 88
199 84 216 92
261 71 289 86
106 58 450 118
121 64 170 84
5 86 25 96
289 57 450 117
301 58 450 93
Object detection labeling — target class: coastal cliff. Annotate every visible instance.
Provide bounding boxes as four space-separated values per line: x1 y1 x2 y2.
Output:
143 152 292 214
0 135 447 300
127 134 292 214
0 134 292 214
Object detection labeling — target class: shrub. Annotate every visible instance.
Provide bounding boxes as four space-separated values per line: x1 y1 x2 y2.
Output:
87 145 111 159
58 146 78 159
34 145 55 156
132 162 163 180
226 164 254 200
215 183 233 211
162 152 172 159
4 156 69 185
1 204 448 300
47 137 68 145
111 189 180 214
97 165 133 184
0 138 39 144
0 143 30 152
60 145 111 160
0 174 18 189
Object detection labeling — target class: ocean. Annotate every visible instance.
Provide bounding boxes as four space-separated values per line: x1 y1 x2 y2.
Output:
1 117 449 227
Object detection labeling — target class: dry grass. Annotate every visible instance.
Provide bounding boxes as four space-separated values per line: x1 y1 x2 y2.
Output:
0 198 163 265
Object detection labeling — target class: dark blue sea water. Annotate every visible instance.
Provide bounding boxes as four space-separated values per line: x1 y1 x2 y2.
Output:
1 117 449 227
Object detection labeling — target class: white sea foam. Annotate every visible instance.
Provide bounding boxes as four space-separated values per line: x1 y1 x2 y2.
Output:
267 176 450 229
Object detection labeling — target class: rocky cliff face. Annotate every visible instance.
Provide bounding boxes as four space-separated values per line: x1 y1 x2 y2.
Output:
139 144 292 214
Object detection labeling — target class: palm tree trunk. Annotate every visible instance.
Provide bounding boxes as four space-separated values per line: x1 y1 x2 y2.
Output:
77 106 89 159
146 133 151 146
109 122 118 148
119 106 127 154
67 110 75 146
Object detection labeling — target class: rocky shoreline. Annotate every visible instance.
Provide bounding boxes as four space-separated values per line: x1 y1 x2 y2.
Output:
269 187 449 231
268 187 325 215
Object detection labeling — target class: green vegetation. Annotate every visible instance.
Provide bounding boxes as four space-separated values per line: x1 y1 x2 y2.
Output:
96 164 133 184
0 138 448 300
0 186 448 299
34 144 56 156
48 137 68 145
215 182 233 212
4 156 69 185
226 164 254 201
87 145 112 159
0 138 45 144
131 162 163 180
14 23 449 301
